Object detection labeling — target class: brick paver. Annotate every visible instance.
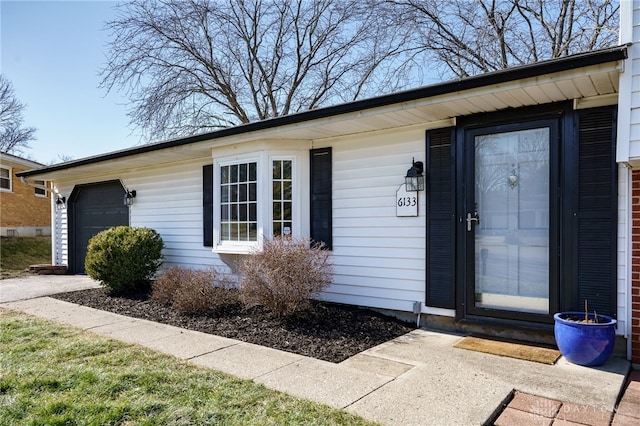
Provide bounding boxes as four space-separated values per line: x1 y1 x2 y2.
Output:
493 392 614 426
494 406 553 426
509 392 561 418
612 414 640 426
492 370 639 426
556 402 613 425
615 370 640 422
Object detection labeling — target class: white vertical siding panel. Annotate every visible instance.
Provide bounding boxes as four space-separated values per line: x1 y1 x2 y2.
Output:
318 127 429 313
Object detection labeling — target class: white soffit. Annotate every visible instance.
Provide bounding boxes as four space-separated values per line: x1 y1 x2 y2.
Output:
30 61 622 182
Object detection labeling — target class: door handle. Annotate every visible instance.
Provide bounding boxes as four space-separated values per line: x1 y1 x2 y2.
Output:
466 212 480 231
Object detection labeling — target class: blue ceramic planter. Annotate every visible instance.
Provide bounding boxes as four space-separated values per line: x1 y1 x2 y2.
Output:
553 312 617 367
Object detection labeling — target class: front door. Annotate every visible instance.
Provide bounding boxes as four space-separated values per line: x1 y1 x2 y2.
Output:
464 120 558 322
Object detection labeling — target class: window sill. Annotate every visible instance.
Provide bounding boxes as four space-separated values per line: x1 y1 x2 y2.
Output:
213 243 258 255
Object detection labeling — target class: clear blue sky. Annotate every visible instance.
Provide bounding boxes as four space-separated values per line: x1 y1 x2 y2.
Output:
1 0 140 165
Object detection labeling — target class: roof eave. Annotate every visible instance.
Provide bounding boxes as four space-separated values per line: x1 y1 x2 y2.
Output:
16 45 628 179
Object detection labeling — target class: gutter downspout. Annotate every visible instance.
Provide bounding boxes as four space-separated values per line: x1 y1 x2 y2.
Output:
19 176 52 195
50 189 57 266
624 164 633 363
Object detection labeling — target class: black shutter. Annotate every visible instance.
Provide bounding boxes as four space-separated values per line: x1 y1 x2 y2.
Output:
575 108 617 317
203 164 213 247
426 127 456 309
310 148 332 249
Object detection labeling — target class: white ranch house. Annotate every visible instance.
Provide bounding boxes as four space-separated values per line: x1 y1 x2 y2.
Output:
18 1 640 365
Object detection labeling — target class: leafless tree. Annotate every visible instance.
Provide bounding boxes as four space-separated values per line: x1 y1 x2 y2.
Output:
100 0 414 141
0 75 36 154
390 0 619 78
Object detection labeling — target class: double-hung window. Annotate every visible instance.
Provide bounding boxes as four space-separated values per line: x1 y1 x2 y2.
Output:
34 179 46 197
0 167 11 191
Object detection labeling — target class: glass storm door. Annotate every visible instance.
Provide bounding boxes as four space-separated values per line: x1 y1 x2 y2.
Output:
467 124 553 318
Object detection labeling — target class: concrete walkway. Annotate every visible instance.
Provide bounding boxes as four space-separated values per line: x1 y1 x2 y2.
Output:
0 275 634 425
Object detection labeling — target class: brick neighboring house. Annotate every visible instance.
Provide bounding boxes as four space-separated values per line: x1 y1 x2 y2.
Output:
0 152 51 237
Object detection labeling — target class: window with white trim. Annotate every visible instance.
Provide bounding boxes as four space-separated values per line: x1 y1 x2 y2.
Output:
272 159 292 236
213 152 301 253
34 180 46 197
0 167 11 191
220 162 258 242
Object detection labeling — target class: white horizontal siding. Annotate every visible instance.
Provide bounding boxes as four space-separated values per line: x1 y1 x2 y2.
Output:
333 225 424 238
124 160 227 271
332 246 424 260
327 283 422 301
52 159 230 273
318 126 430 314
623 1 640 160
319 292 419 313
332 265 424 282
331 255 423 270
333 236 425 250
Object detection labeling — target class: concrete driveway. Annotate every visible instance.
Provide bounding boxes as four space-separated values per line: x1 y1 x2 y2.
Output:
0 274 101 303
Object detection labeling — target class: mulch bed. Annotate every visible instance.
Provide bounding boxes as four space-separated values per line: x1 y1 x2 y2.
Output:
51 288 414 363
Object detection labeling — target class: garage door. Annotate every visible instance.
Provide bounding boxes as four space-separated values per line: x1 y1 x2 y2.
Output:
68 181 129 273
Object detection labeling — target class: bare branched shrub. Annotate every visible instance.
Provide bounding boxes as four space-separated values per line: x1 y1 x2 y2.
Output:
151 266 237 315
173 273 236 315
238 237 333 316
150 266 184 306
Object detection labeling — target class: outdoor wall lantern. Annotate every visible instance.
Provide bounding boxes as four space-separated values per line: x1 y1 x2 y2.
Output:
124 190 137 206
55 195 66 210
405 159 425 192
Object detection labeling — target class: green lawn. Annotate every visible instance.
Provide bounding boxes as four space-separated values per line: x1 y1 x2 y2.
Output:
0 311 377 425
0 236 52 278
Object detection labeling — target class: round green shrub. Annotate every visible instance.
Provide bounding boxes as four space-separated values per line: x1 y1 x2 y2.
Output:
85 226 164 294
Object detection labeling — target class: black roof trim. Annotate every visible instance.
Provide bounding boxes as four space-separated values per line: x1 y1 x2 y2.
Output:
17 45 627 178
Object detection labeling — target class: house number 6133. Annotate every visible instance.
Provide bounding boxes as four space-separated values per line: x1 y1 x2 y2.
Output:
397 196 417 207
